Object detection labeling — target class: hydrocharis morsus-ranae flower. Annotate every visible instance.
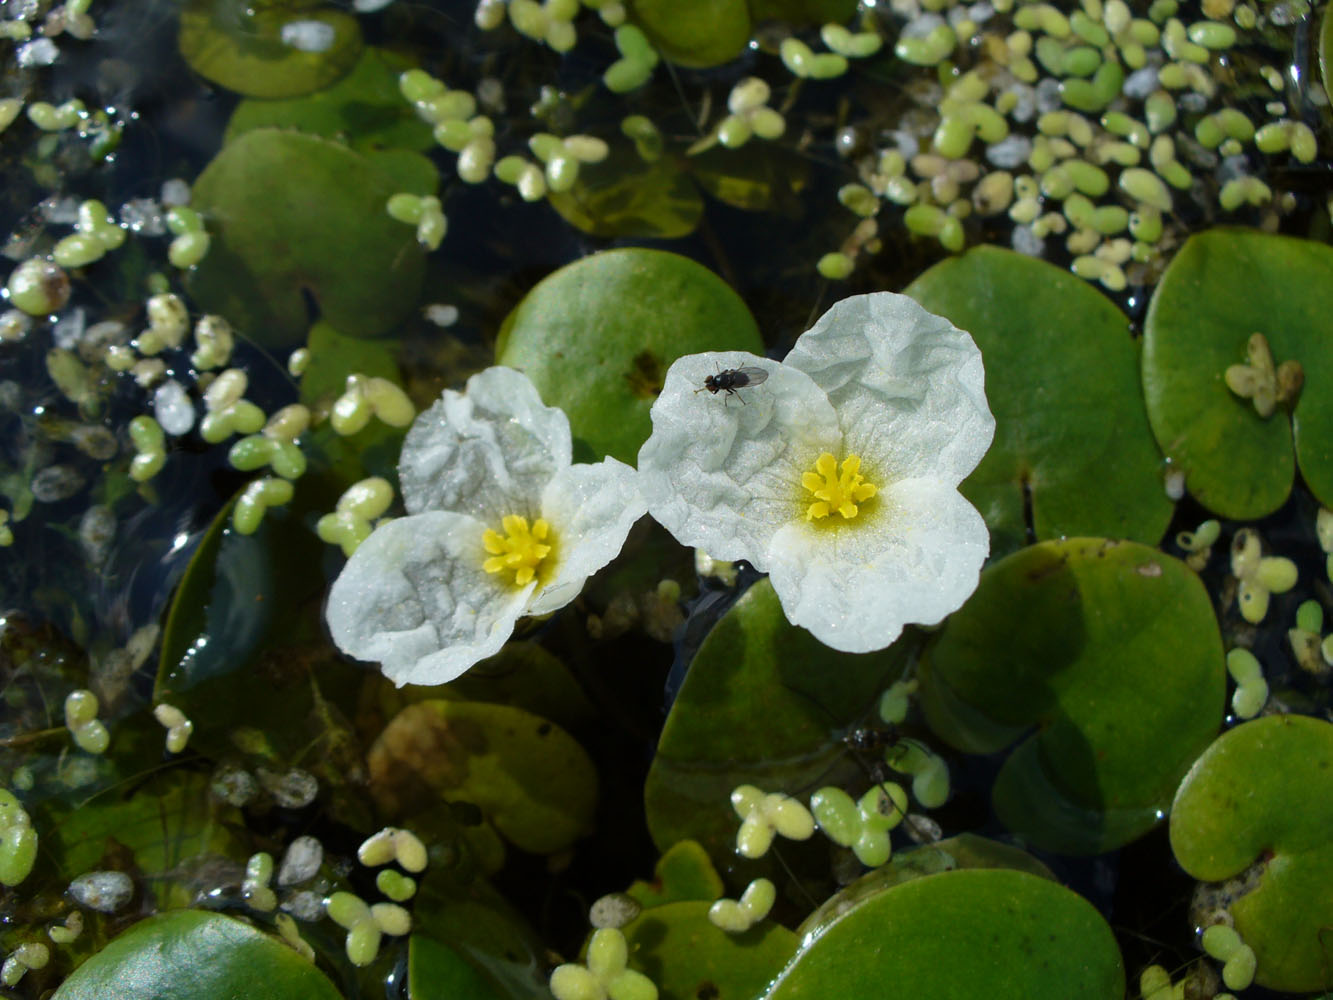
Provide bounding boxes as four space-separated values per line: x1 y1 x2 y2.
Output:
326 366 645 685
637 291 994 653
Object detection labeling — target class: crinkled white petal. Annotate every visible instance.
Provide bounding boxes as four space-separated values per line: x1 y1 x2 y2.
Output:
528 457 647 616
326 511 533 686
783 293 995 487
398 366 572 519
765 478 989 653
637 352 842 571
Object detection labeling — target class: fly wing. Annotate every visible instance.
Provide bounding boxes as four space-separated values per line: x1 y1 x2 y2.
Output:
737 366 768 385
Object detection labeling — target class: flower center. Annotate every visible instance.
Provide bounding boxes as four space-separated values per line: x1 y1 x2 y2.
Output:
802 452 877 521
482 515 552 586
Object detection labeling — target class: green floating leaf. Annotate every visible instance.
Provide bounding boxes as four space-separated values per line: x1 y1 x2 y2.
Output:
621 900 798 1000
630 0 751 67
920 538 1225 854
1143 228 1333 518
495 248 762 464
546 146 703 239
409 868 550 1000
52 910 342 1000
225 47 433 151
796 834 1055 937
189 128 432 349
907 246 1173 558
367 699 598 856
644 578 909 875
763 869 1124 999
1170 714 1333 992
179 0 362 100
627 840 725 909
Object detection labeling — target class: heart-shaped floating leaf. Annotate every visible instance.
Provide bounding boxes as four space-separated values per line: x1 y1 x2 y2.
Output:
627 840 725 908
225 48 433 152
51 909 342 1000
906 246 1173 559
1170 714 1333 992
630 0 751 67
763 868 1124 999
366 699 598 856
178 0 361 99
644 578 909 877
495 248 763 464
189 128 432 348
620 900 798 1000
920 537 1225 854
1142 228 1333 518
546 146 703 239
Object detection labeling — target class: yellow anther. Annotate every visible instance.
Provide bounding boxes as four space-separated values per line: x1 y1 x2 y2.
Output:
482 515 551 586
802 452 877 521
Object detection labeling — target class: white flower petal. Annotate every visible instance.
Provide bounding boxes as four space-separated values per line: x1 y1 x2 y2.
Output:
326 511 532 686
783 293 995 487
528 457 647 616
398 366 572 519
765 478 989 653
637 352 841 570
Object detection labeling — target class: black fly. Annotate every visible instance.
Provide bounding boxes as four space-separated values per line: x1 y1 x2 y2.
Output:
695 365 769 403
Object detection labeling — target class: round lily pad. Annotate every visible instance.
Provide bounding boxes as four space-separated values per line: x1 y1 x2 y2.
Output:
643 578 909 876
919 537 1225 854
366 699 598 856
189 128 432 348
224 47 433 151
762 868 1124 999
1142 228 1333 518
1170 714 1333 992
495 248 762 464
629 0 751 67
621 900 798 1000
52 909 342 1000
179 0 362 100
907 246 1173 559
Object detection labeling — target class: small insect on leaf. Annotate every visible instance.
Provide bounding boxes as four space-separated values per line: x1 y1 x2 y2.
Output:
695 366 769 403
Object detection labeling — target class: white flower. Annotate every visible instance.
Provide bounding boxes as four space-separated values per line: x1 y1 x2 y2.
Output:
637 292 994 653
326 366 645 686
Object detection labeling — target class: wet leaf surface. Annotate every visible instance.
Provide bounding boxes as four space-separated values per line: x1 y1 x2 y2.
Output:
764 868 1124 999
644 578 909 878
189 129 432 348
907 246 1173 558
1170 714 1333 992
920 537 1225 853
52 909 343 1000
178 0 362 99
1143 228 1333 518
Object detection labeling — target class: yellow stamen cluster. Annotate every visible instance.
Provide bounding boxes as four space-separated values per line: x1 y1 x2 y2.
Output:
482 515 551 585
802 452 876 521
